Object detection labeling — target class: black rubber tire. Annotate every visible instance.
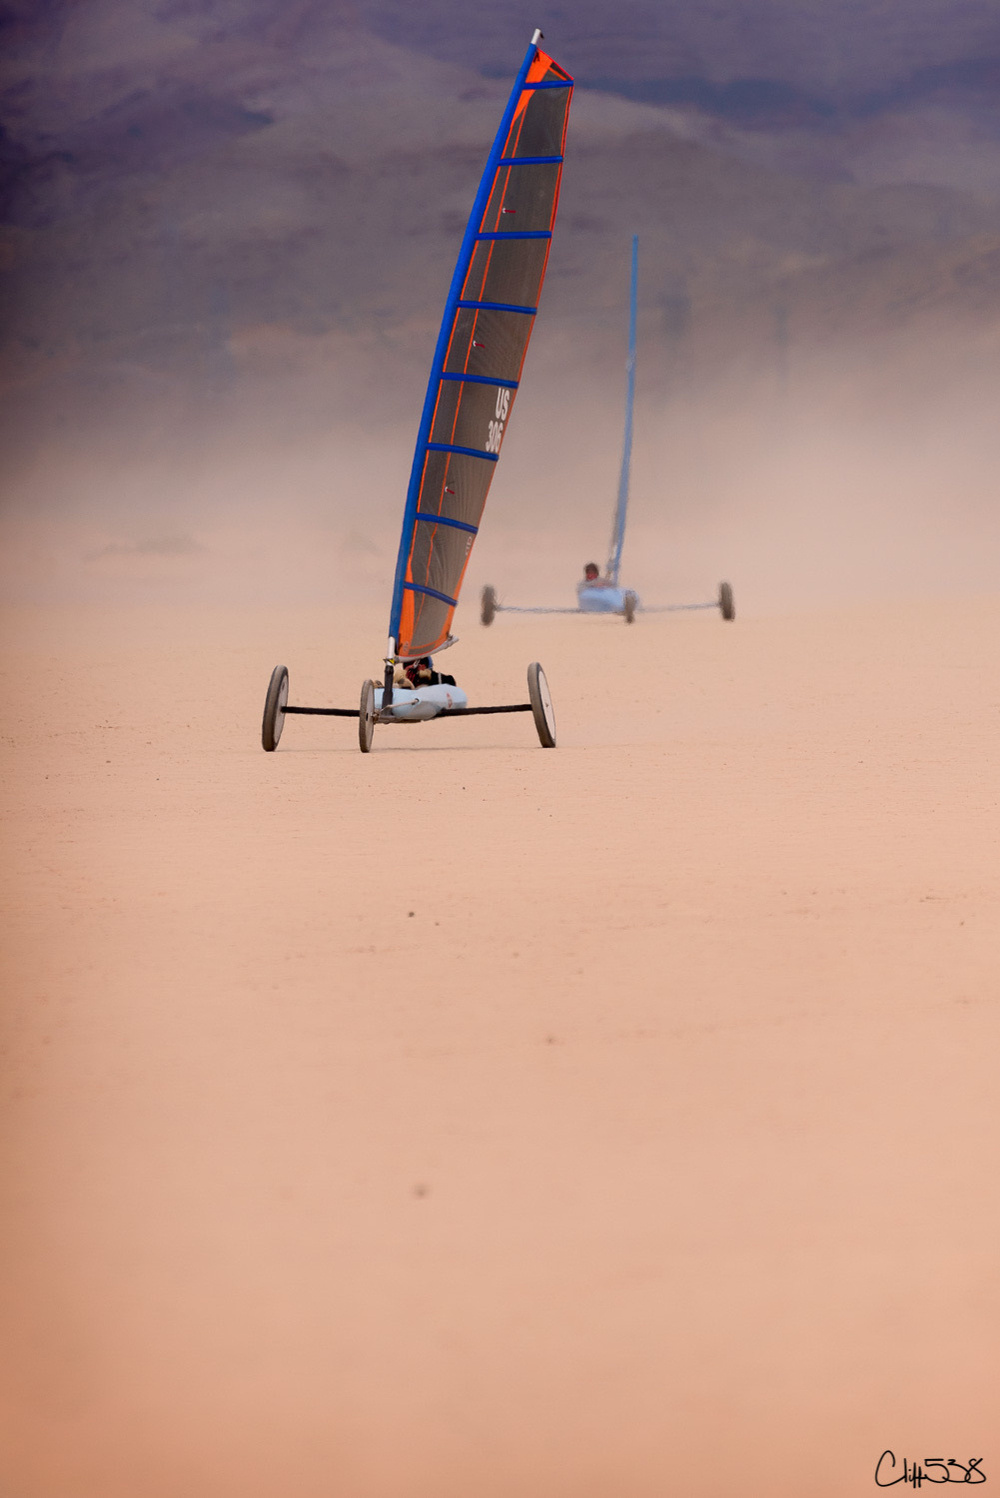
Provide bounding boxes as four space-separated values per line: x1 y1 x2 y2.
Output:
719 581 735 621
623 590 637 624
262 665 289 751
481 585 497 626
358 678 376 753
527 662 556 748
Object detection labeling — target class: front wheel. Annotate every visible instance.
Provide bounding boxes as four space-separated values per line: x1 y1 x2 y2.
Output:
481 585 497 626
527 662 556 748
719 581 735 621
358 679 376 753
262 665 289 751
623 590 637 624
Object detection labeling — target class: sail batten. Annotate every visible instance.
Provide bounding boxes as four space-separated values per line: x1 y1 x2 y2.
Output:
439 373 521 388
387 39 574 660
426 442 500 461
455 299 537 314
404 583 459 607
415 513 479 534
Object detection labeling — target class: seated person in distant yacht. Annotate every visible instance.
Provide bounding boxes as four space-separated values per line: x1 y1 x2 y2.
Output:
393 656 456 689
577 562 615 594
576 561 636 615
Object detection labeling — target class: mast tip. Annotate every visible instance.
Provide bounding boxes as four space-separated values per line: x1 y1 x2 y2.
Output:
531 28 544 45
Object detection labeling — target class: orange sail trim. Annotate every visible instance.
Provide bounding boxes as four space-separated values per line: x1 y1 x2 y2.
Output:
388 40 573 660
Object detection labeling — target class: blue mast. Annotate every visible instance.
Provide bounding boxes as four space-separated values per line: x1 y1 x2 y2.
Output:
606 234 638 586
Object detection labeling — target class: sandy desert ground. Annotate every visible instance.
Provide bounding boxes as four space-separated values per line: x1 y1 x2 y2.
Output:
1 589 997 1496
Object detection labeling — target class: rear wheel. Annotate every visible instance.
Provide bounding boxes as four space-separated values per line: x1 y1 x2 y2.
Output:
358 679 376 753
527 662 556 748
481 585 497 625
623 590 637 624
719 581 735 621
261 665 289 751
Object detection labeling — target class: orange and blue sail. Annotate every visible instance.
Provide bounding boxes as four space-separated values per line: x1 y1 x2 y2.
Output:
388 36 574 660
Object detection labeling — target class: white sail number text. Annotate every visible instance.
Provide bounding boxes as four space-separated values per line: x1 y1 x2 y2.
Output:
485 387 512 454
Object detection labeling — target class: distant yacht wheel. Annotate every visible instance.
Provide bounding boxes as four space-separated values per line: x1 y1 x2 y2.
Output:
481 585 497 625
261 665 289 751
623 590 637 624
719 581 735 621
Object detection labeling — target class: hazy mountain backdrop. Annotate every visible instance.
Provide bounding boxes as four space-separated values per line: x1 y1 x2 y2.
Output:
2 0 999 605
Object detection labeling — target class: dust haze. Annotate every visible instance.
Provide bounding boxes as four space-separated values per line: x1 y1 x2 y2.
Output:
3 326 999 618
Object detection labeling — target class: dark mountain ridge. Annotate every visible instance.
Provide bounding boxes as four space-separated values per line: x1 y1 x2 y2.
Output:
3 0 1000 469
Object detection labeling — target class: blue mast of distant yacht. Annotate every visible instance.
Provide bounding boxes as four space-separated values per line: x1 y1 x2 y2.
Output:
606 234 638 586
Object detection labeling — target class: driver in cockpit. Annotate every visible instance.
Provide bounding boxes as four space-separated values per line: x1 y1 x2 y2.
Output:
578 562 615 593
393 656 457 689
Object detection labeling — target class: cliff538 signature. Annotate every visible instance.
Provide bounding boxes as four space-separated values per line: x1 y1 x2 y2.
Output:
875 1451 986 1487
